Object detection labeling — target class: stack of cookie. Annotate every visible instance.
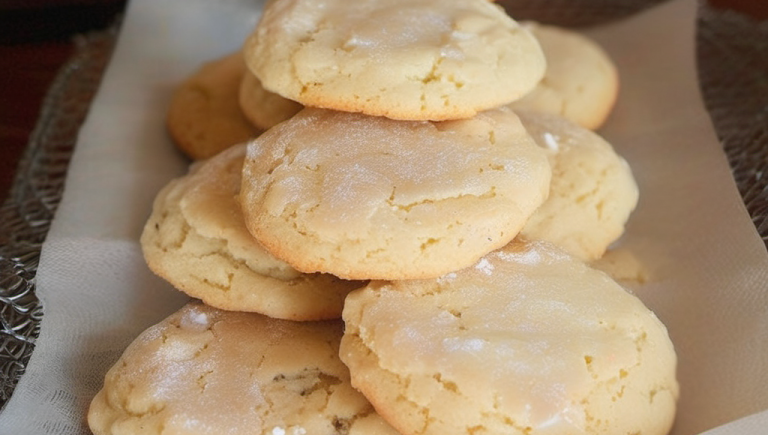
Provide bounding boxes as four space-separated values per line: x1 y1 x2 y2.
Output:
88 0 679 434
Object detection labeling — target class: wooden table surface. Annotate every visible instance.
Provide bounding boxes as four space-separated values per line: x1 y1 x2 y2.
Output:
1 0 766 207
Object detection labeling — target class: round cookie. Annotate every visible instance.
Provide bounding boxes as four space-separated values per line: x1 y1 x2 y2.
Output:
239 107 551 280
239 71 303 130
166 52 260 160
508 22 619 130
517 110 638 261
340 240 679 435
140 143 363 321
243 0 546 121
88 302 401 435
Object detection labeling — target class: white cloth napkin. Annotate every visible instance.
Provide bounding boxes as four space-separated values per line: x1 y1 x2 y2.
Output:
0 0 766 434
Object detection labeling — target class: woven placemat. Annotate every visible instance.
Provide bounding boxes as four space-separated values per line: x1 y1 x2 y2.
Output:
697 3 768 244
0 26 118 407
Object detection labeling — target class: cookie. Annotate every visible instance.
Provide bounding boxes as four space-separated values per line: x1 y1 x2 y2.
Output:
508 22 619 130
517 110 638 261
88 302 400 435
166 52 260 160
340 240 679 435
239 107 551 280
140 143 363 320
591 247 649 285
242 0 546 121
239 70 303 130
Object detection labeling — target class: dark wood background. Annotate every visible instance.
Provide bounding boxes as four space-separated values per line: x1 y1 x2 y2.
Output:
1 0 766 206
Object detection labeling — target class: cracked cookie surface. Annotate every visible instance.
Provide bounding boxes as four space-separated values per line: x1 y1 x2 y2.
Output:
88 302 400 435
242 0 545 121
239 107 551 280
340 240 678 435
508 22 619 130
517 110 639 261
166 52 260 160
140 144 363 320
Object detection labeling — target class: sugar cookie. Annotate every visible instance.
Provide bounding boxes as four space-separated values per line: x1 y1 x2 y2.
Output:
340 240 679 435
509 22 619 130
243 0 546 121
517 110 638 260
166 52 260 160
240 107 551 280
140 144 363 320
88 302 400 435
239 71 303 130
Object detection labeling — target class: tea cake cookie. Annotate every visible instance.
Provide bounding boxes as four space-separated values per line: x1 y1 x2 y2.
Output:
243 0 546 121
240 107 551 280
509 22 619 130
517 110 638 260
88 302 401 435
140 144 362 320
340 240 679 435
591 247 649 285
239 71 303 130
167 52 260 160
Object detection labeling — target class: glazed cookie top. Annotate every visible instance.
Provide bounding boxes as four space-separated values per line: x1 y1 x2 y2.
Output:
517 110 638 260
88 302 400 435
340 240 679 435
243 0 546 121
240 107 551 280
166 52 260 160
508 22 619 130
140 144 363 320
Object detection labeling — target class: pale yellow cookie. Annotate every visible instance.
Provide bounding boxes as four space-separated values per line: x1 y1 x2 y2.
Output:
239 71 303 130
166 52 261 160
508 22 619 130
517 110 638 261
243 0 546 121
340 240 679 435
88 302 400 435
591 247 649 285
140 144 363 320
240 107 551 280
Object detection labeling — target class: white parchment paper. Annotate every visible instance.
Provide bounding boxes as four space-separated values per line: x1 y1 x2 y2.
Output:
0 0 766 433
